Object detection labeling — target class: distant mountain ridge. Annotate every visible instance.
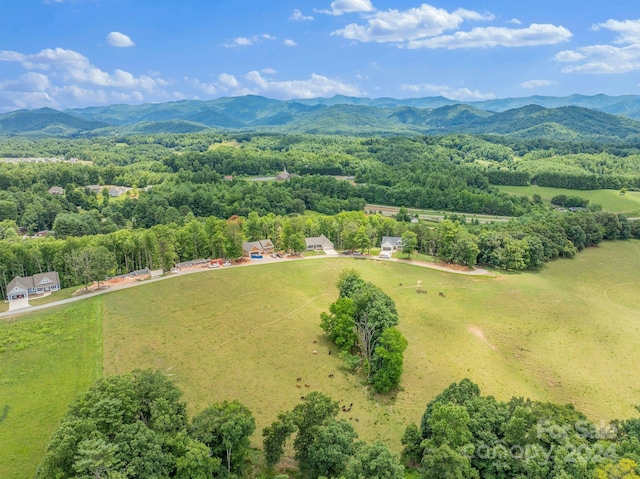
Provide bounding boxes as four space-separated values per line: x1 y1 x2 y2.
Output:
2 94 640 140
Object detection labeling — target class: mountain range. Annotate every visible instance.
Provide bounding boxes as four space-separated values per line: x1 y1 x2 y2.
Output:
3 94 640 140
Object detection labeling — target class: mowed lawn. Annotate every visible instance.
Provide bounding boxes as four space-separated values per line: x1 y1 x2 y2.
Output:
0 299 103 479
497 184 640 215
103 241 640 452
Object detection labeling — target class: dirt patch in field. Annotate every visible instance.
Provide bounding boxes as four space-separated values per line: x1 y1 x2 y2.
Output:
468 325 498 350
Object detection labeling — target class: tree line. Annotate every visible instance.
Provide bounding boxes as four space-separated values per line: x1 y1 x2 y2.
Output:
37 370 640 478
1 206 639 299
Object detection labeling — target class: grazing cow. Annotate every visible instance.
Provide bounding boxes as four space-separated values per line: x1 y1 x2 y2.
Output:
305 384 310 388
341 405 347 412
328 350 332 355
313 340 317 343
296 377 302 381
300 396 305 400
296 384 302 388
328 373 334 378
439 292 445 297
355 418 359 422
312 350 318 355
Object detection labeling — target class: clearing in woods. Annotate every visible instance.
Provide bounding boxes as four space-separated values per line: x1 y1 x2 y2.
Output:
3 240 640 477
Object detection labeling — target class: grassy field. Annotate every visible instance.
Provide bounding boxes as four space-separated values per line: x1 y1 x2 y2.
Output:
0 299 103 479
3 241 640 476
497 185 640 216
0 286 79 313
102 241 640 452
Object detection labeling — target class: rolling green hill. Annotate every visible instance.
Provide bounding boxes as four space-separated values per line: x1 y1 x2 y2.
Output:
0 107 109 136
4 95 640 138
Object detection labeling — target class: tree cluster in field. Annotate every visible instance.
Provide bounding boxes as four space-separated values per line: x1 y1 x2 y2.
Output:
262 391 404 479
321 271 407 394
37 371 640 479
550 194 590 208
401 378 640 479
36 369 256 479
37 370 405 479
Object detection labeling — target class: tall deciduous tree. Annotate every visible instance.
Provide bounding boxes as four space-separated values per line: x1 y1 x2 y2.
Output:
190 400 256 474
65 245 116 291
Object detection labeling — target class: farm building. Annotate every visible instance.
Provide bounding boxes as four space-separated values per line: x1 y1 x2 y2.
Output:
6 272 61 300
48 186 64 195
305 234 334 251
242 239 275 257
381 236 403 252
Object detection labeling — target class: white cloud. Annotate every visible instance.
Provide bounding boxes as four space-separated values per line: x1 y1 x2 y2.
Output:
400 83 495 100
521 79 556 89
218 73 239 89
190 71 362 99
333 4 493 43
244 71 361 98
556 44 640 73
407 24 571 49
0 47 173 111
290 9 313 21
223 37 254 48
556 19 640 74
106 31 135 47
508 18 522 25
594 18 640 44
223 34 276 48
261 68 277 74
318 0 375 16
284 39 298 47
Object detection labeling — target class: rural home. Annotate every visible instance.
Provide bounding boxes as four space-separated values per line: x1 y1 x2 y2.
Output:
381 236 403 252
86 185 102 194
242 239 275 257
108 186 131 197
48 186 64 195
305 234 334 251
6 272 61 300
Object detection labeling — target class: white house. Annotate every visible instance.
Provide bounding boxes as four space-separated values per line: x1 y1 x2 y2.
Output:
6 272 61 300
381 236 403 252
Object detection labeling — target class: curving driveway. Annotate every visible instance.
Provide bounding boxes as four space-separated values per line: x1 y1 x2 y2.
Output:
0 255 492 320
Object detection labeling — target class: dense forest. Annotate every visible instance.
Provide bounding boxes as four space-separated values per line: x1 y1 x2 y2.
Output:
1 132 640 298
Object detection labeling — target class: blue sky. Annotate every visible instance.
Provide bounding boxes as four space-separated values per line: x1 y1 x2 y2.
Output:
0 0 639 111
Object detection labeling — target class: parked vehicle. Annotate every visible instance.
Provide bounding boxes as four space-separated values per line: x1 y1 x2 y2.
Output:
251 254 263 259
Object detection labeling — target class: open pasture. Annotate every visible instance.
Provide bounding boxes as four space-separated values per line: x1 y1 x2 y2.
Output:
0 300 102 479
103 241 640 451
497 184 640 215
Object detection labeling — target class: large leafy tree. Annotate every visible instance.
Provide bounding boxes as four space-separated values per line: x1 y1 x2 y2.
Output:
190 400 256 475
35 370 225 479
343 441 404 479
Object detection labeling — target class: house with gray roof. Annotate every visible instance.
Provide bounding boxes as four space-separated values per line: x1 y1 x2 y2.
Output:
381 236 403 252
305 234 334 251
6 272 61 301
48 186 64 195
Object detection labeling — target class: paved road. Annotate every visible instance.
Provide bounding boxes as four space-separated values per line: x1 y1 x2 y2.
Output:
0 254 491 320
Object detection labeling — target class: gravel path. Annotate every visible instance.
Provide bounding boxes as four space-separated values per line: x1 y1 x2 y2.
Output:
0 254 492 319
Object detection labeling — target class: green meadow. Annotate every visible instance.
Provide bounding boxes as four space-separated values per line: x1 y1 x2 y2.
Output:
3 241 640 476
0 300 102 479
497 184 640 216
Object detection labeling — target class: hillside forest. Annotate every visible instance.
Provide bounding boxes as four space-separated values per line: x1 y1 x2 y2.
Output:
0 132 640 298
